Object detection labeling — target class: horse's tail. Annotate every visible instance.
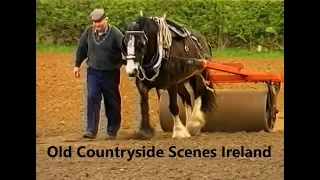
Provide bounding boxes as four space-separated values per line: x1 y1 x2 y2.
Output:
189 73 217 114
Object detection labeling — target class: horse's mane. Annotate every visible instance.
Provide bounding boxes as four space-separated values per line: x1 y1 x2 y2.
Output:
132 16 172 49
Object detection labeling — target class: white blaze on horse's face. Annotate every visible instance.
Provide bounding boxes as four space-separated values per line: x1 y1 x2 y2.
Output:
126 60 139 77
127 35 135 56
125 35 139 77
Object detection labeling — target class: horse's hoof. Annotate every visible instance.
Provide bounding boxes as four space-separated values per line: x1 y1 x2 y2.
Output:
186 122 202 136
172 127 191 139
186 116 204 136
135 128 155 140
186 126 201 136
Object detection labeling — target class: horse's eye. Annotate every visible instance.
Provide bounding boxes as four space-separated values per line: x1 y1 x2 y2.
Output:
138 41 145 48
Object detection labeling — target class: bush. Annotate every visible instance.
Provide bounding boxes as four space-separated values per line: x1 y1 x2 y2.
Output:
36 0 284 50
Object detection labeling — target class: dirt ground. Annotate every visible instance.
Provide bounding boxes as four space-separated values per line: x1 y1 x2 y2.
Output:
36 52 284 180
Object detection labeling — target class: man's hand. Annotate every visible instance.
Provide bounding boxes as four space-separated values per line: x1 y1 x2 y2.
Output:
74 67 80 78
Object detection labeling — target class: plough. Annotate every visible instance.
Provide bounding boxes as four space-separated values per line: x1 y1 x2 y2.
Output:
159 59 284 133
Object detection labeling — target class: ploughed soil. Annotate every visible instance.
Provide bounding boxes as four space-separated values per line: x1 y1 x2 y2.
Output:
36 52 284 180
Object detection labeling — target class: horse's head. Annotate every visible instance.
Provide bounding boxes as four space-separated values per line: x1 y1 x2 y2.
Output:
122 16 166 77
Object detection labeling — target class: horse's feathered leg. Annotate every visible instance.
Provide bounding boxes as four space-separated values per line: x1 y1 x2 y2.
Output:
187 96 205 136
177 82 193 134
168 85 191 139
135 78 155 139
187 73 217 136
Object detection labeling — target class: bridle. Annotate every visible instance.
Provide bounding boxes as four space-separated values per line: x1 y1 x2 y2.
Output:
123 21 167 81
124 30 148 61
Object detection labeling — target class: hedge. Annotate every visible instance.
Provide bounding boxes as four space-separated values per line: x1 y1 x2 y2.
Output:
36 0 284 50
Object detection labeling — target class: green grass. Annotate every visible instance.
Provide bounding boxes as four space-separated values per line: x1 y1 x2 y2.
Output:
36 44 284 58
212 48 283 58
36 44 76 52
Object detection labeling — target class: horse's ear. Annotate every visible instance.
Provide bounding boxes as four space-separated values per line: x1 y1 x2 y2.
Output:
140 10 143 16
163 13 166 18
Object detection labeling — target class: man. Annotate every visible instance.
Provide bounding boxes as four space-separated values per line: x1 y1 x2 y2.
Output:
74 9 124 140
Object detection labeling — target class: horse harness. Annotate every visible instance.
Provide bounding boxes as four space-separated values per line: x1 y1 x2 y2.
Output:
124 18 208 82
164 19 208 59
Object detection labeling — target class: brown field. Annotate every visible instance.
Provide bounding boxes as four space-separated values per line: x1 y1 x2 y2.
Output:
36 52 284 180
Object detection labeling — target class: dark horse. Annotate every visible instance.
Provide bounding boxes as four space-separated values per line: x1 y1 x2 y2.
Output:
121 15 217 139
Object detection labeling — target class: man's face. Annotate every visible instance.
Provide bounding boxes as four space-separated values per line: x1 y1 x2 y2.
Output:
93 19 106 31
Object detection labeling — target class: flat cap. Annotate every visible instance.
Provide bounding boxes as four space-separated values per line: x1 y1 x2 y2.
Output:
90 9 105 21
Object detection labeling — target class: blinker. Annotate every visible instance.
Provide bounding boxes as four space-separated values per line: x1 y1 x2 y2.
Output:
126 35 135 59
125 31 148 42
124 30 148 60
